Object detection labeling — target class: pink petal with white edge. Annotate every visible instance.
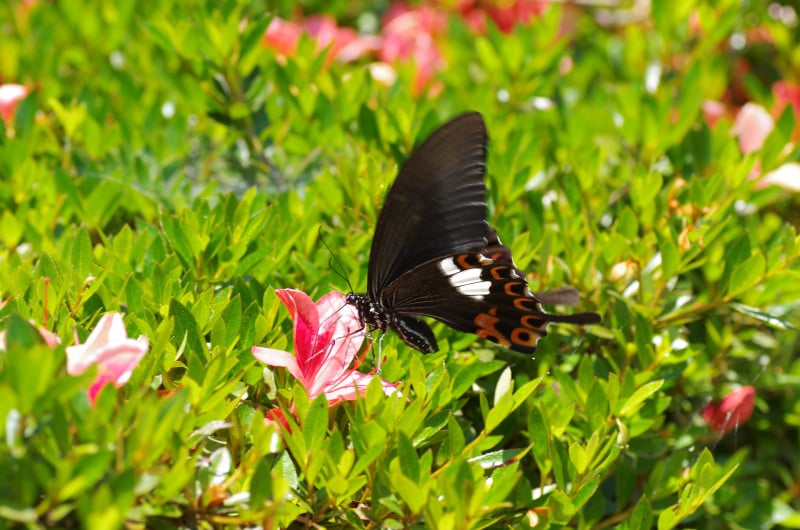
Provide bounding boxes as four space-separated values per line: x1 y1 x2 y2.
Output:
94 339 149 386
66 313 130 375
65 312 149 405
323 370 398 405
252 346 304 383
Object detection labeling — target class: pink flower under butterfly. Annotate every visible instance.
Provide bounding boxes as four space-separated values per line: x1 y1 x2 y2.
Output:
703 386 756 436
66 312 149 405
253 289 396 408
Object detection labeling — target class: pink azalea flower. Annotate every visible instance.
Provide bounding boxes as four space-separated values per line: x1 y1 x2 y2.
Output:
703 386 756 436
252 289 396 407
0 321 60 351
263 15 378 65
263 17 303 56
380 2 446 95
66 313 149 404
0 83 28 124
303 15 379 64
731 102 774 154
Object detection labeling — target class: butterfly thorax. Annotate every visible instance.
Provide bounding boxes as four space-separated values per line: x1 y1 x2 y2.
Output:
345 292 438 353
345 293 390 331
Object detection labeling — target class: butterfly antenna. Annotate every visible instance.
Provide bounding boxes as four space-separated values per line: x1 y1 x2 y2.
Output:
319 227 355 293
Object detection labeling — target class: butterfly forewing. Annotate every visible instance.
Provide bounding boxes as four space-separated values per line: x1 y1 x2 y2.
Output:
368 112 489 298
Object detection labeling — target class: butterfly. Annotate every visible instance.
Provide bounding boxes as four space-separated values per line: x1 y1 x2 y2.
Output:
346 112 600 354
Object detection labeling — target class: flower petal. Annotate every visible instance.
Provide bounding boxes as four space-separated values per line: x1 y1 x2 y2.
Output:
322 370 398 406
65 313 149 405
93 337 149 386
703 386 756 435
252 346 305 384
275 289 321 369
0 83 28 124
66 313 129 375
761 162 800 192
732 102 774 154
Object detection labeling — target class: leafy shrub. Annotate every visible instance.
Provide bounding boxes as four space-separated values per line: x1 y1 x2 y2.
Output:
1 0 799 528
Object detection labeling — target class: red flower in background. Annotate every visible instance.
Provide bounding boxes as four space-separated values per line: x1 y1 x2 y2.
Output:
252 289 396 408
703 386 756 436
459 0 548 34
66 313 149 405
773 81 800 140
0 83 28 124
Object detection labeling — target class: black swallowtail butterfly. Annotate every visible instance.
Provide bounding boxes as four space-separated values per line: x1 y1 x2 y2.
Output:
346 112 600 354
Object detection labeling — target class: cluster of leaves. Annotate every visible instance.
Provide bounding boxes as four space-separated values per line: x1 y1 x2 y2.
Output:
1 0 799 528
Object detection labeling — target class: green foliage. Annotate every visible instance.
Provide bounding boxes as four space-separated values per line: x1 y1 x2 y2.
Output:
1 0 799 528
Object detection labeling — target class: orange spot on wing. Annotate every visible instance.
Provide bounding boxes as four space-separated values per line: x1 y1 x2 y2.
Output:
473 308 510 346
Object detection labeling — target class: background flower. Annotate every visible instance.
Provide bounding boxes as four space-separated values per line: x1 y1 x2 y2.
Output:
66 313 149 404
703 386 756 436
0 83 28 124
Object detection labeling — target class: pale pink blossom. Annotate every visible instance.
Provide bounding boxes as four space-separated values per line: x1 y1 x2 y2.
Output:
0 321 60 351
731 102 774 154
253 289 396 407
0 84 28 124
66 313 149 404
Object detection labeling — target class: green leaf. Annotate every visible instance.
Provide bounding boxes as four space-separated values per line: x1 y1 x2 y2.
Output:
631 496 654 530
250 458 273 506
730 303 795 330
303 394 329 452
659 237 679 280
618 380 664 417
493 366 513 405
569 441 589 475
70 225 93 279
727 253 766 296
396 432 420 484
169 298 206 377
468 448 528 469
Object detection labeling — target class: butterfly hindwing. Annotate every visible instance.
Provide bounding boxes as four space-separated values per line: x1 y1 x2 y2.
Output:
381 241 599 353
